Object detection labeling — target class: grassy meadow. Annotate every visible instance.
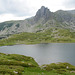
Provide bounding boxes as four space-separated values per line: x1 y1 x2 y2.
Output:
0 53 75 75
0 28 75 46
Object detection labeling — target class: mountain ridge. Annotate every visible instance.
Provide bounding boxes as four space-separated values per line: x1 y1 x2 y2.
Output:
0 6 75 36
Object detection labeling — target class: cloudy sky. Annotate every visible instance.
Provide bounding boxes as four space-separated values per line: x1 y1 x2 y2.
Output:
0 0 75 22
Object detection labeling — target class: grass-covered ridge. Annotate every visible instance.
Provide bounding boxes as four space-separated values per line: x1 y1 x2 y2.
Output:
0 28 75 46
42 62 75 74
0 53 75 75
0 53 38 75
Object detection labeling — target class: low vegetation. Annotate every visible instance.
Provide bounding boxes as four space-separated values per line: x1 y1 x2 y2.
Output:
42 62 75 74
0 53 38 75
0 53 75 75
0 28 75 46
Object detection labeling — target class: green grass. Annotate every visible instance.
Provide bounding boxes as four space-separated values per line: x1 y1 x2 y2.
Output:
41 62 75 75
0 28 75 46
0 53 38 75
0 53 75 75
23 67 58 75
0 28 75 75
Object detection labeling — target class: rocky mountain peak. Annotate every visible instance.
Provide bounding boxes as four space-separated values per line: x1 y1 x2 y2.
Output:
34 6 53 22
0 6 75 36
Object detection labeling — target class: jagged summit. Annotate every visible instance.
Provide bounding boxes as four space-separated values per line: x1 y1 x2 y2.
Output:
34 6 53 21
0 6 75 36
40 6 46 11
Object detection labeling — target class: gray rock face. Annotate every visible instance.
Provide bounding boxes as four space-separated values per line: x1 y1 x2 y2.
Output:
0 6 75 36
54 10 75 22
34 6 53 23
68 10 75 14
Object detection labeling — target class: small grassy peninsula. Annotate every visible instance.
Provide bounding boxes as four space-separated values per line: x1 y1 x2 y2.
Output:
0 53 75 75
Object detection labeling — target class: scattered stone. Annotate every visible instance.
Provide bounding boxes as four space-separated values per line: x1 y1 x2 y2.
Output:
42 65 46 68
42 72 44 74
70 71 75 73
8 60 11 61
28 63 32 65
22 61 24 63
66 66 69 69
13 71 18 74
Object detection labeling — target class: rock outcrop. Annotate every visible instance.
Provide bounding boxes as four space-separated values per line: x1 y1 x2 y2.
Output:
0 6 75 36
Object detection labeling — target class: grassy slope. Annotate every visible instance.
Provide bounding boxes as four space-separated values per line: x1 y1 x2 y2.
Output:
0 28 75 46
0 53 75 75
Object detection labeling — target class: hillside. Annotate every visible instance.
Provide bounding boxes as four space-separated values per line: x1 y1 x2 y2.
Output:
0 53 75 75
0 28 75 46
0 6 75 36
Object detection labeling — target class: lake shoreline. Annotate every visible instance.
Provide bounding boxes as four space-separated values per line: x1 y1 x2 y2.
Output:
0 42 75 47
0 43 75 66
0 53 75 75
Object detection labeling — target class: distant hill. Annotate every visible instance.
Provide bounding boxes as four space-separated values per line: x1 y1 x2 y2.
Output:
68 10 75 14
0 6 75 36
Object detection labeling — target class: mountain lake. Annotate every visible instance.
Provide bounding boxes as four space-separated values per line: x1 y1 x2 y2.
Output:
0 43 75 65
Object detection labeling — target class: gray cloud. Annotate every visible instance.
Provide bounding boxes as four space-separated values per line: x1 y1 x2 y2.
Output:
63 0 75 8
1 0 75 18
0 0 34 16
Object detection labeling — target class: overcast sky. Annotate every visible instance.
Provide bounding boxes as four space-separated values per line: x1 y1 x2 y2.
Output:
0 0 75 22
